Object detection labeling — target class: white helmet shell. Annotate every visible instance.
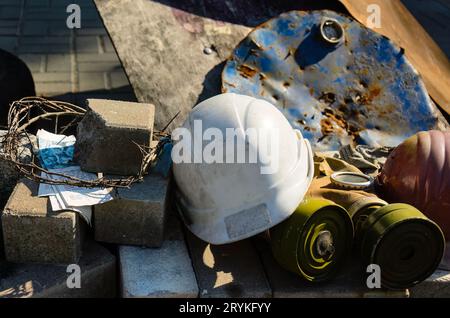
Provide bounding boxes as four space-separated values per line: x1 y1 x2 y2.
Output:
172 93 314 244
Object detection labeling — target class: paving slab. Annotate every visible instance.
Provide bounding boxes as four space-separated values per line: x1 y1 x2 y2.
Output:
1 179 85 265
95 174 169 247
0 240 116 298
119 212 199 298
185 231 271 298
76 98 155 175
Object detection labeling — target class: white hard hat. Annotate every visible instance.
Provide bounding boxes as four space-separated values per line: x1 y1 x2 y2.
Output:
172 93 314 244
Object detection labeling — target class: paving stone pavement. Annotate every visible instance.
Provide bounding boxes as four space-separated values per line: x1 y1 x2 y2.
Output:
0 0 136 106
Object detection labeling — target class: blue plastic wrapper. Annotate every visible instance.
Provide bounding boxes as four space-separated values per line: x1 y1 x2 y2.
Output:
39 146 75 169
37 129 76 169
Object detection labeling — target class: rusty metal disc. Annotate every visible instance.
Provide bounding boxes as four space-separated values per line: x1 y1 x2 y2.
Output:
222 10 447 151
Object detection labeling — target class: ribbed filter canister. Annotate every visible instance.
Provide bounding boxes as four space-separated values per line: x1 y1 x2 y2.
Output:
359 203 445 289
270 198 354 282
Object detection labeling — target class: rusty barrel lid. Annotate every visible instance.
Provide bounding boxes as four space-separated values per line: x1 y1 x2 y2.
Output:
222 10 447 151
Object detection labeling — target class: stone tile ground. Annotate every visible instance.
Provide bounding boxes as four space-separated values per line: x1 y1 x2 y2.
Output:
0 0 136 106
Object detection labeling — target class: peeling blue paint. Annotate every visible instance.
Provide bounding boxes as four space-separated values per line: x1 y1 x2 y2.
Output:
222 10 446 151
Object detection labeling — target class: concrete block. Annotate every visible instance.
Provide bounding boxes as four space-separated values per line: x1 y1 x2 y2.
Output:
185 232 272 298
0 240 116 298
253 237 408 298
76 99 155 175
74 93 137 107
1 179 84 265
0 131 35 205
95 174 169 247
410 270 450 298
119 214 198 298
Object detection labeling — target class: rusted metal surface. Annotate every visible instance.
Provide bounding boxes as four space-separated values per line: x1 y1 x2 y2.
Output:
95 0 449 134
222 10 448 151
339 0 450 117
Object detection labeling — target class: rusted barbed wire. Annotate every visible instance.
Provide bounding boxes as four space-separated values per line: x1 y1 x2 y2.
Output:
0 97 171 188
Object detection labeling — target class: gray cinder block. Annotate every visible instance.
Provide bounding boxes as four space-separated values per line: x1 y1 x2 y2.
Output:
76 99 155 175
94 174 169 247
1 179 84 265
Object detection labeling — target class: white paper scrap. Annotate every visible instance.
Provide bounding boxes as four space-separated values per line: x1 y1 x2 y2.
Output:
47 166 114 207
38 167 112 225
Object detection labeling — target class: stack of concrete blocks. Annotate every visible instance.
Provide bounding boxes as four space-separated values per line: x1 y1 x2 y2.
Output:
75 99 198 298
119 211 199 298
76 99 168 249
0 179 117 298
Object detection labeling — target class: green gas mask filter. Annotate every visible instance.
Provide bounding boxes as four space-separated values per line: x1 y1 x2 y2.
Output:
350 201 445 290
270 198 354 282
